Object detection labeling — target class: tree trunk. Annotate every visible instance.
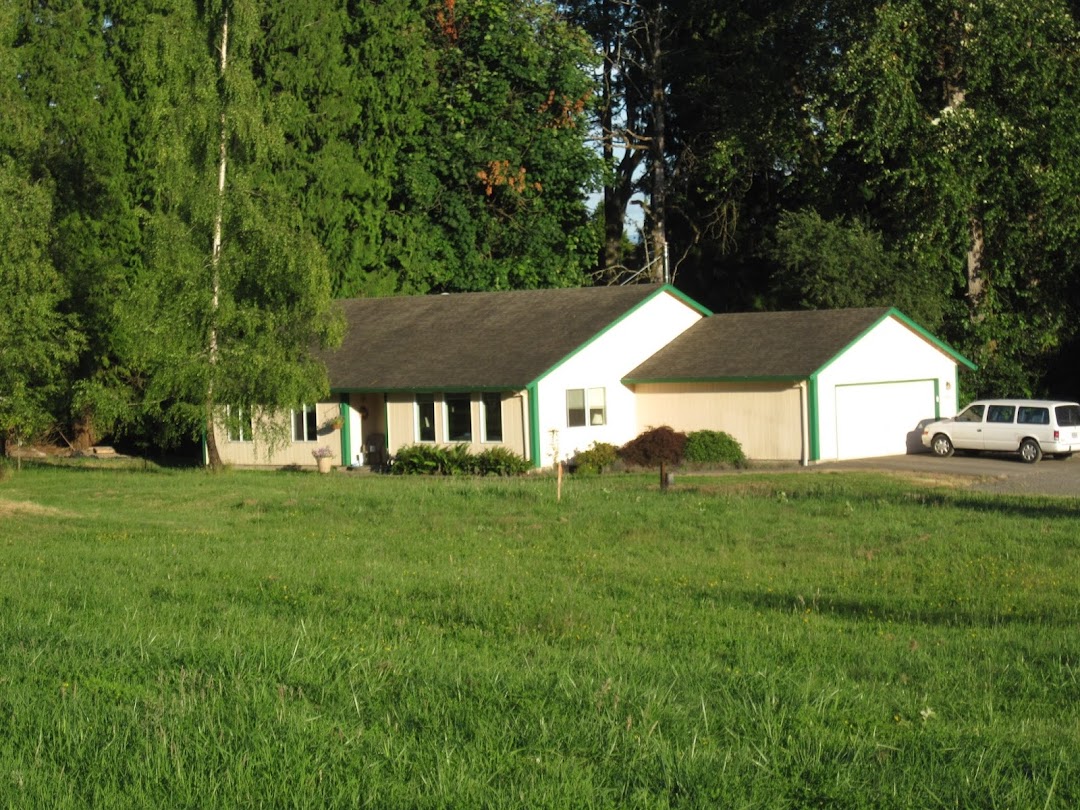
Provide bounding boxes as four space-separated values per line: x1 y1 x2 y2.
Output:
205 9 229 470
645 2 667 283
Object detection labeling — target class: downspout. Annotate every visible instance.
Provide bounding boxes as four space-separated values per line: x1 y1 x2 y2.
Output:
799 381 810 467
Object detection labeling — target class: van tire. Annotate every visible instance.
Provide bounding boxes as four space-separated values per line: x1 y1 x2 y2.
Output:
1019 439 1042 464
931 434 954 458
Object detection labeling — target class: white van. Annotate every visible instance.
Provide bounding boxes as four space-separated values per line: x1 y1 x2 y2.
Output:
921 399 1080 463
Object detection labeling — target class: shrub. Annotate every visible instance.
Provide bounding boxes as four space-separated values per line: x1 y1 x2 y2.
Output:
390 444 528 476
618 426 686 468
684 430 748 467
571 442 619 475
473 446 531 476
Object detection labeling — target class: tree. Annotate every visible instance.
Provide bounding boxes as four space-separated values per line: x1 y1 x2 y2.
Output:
11 0 145 447
823 0 1080 394
769 209 948 329
0 4 82 456
382 0 602 293
113 0 341 465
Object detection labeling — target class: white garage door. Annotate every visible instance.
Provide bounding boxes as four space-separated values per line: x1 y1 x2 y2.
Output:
835 380 937 460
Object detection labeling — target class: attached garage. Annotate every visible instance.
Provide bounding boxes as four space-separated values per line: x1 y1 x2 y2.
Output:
624 308 976 463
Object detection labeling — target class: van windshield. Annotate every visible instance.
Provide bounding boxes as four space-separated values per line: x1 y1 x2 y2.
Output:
1055 405 1080 427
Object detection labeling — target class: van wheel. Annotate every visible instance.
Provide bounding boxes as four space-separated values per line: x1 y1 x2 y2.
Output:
1019 439 1042 464
931 434 954 458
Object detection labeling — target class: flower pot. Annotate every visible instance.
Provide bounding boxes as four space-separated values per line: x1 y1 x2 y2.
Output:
316 456 332 474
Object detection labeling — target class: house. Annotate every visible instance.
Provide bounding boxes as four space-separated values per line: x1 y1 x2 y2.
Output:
625 307 976 462
211 288 975 469
213 284 710 469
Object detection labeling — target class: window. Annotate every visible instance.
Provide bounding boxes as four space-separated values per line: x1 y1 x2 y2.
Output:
445 393 472 442
567 387 606 427
292 404 317 441
227 406 252 442
1018 407 1049 425
955 405 985 423
1057 405 1080 427
567 389 586 427
588 387 606 426
481 393 503 442
987 405 1015 423
416 394 436 442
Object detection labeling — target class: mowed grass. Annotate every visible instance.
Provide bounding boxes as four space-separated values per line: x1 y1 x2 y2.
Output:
1 464 1078 808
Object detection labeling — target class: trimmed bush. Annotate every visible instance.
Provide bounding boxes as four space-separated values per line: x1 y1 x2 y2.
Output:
684 430 748 467
473 446 531 476
571 442 619 475
390 444 529 476
618 426 686 468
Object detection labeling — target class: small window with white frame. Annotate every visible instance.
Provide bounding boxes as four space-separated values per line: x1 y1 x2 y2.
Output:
292 404 318 442
567 387 606 427
416 394 436 442
480 392 503 442
588 387 606 426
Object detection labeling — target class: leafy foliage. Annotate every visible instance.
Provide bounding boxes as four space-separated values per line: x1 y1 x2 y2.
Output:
618 426 687 468
570 441 619 475
770 210 948 331
684 430 747 467
390 443 529 476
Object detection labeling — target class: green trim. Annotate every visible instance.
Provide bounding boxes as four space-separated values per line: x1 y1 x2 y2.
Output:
623 374 805 385
527 382 541 468
338 395 350 465
331 385 516 395
525 284 710 388
808 373 820 462
934 378 941 419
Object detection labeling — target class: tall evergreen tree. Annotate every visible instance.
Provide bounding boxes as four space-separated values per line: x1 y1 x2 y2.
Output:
0 4 82 455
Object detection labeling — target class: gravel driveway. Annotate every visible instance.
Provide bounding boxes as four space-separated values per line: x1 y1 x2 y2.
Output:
820 451 1080 498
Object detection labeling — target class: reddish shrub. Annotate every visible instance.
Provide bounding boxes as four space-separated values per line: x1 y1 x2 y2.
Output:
618 426 687 468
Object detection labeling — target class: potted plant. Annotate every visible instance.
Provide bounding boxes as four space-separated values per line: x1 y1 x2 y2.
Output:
324 415 344 431
312 446 334 474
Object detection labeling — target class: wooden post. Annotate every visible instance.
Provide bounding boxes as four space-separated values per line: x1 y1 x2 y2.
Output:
660 462 668 491
557 461 563 502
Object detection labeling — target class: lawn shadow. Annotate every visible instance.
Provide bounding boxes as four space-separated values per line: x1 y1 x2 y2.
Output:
724 587 1077 629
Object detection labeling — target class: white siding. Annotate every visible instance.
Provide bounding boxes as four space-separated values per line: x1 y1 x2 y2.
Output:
534 291 703 467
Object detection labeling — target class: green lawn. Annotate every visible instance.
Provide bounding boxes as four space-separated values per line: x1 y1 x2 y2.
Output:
1 463 1078 808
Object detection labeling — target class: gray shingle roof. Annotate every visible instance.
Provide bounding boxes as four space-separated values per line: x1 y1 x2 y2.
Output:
321 285 672 391
625 308 894 381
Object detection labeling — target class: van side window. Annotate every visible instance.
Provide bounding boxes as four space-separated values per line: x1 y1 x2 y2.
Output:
1018 407 1049 425
956 405 985 422
987 405 1015 423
